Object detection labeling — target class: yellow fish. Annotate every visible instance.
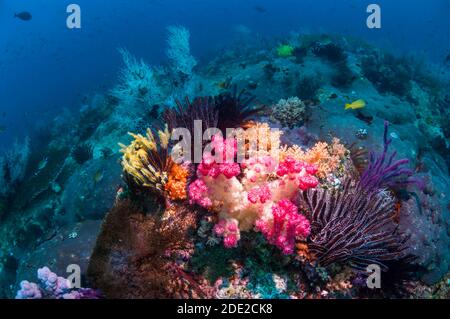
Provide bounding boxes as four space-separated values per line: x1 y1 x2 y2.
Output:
345 99 366 110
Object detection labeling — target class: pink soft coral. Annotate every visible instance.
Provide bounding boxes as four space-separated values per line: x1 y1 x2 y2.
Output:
188 179 212 208
247 185 272 204
214 218 240 248
276 156 318 191
188 136 319 251
256 199 310 255
197 135 240 179
241 155 277 185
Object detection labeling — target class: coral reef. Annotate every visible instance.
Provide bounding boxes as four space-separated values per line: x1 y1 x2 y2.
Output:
16 267 99 299
167 25 197 78
312 42 347 63
360 121 419 192
188 133 318 252
299 179 412 271
362 51 413 97
272 97 306 129
71 143 93 165
87 200 203 298
277 44 294 58
281 138 347 180
111 49 163 107
119 125 172 198
0 137 30 198
255 199 310 255
165 163 190 201
5 29 450 300
214 87 262 132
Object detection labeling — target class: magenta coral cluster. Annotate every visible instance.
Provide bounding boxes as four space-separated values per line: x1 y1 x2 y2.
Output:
276 156 319 191
197 135 240 179
256 199 310 254
213 219 241 248
188 135 318 254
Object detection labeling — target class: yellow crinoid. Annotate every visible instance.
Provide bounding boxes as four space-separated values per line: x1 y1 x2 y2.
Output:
119 124 172 195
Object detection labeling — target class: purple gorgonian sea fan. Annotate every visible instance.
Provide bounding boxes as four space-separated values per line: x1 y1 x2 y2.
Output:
360 120 422 192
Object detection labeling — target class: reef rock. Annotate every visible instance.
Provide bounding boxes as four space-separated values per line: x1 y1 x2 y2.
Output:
61 156 122 223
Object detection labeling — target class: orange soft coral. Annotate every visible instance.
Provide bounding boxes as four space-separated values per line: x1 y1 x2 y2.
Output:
165 163 189 200
281 138 347 179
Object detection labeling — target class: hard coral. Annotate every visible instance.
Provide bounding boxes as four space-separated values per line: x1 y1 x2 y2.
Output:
272 97 306 129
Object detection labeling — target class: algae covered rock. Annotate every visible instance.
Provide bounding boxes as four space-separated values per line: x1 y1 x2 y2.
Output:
11 220 101 299
61 156 122 223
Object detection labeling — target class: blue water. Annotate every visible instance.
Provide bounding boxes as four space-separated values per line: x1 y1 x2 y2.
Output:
0 0 449 151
